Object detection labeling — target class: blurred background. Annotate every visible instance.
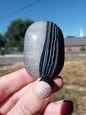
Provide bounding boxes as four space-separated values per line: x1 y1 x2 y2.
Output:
0 0 86 114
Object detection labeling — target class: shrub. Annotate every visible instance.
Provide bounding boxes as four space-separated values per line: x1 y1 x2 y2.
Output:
0 48 10 55
80 46 85 51
0 50 5 56
67 47 72 52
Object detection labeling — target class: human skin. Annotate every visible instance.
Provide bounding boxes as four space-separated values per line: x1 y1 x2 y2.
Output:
0 68 73 115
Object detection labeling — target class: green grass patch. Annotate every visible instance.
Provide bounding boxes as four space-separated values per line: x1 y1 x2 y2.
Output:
65 55 86 60
60 88 71 99
83 105 86 111
71 81 78 85
80 83 86 87
83 61 86 65
60 87 82 99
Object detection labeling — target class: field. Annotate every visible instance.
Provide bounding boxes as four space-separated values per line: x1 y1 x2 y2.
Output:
0 54 86 115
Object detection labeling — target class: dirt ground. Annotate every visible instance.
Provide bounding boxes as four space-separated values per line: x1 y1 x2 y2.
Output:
0 54 86 115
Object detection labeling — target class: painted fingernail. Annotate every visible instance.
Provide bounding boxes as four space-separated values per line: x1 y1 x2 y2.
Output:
56 100 73 115
57 76 63 79
35 81 51 98
63 100 73 115
63 100 73 104
56 100 73 104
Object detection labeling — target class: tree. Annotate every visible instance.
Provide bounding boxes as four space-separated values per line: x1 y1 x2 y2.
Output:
0 34 6 47
0 34 3 47
5 19 34 47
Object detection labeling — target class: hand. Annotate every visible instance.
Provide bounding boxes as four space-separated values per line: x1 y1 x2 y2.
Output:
0 68 73 115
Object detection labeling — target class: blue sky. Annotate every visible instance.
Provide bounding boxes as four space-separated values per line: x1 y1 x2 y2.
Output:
0 0 86 38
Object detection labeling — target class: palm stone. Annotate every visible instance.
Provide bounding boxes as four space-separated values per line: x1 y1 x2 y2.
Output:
24 21 64 80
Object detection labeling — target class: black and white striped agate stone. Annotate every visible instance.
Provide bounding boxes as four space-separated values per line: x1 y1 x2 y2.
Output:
24 21 64 81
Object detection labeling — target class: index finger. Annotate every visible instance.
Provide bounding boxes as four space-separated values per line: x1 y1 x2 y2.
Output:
0 68 35 102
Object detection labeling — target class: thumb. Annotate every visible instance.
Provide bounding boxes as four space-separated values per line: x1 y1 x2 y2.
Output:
7 78 53 115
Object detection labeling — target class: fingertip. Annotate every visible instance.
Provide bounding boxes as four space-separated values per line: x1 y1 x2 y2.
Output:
53 76 63 93
35 80 52 98
43 100 73 115
55 76 63 87
56 100 73 115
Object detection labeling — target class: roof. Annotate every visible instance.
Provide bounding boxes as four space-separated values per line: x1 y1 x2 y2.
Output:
64 37 86 47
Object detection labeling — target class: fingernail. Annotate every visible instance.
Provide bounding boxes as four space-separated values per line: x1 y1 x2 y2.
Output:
63 100 73 115
35 81 51 98
63 100 73 104
57 76 63 80
56 100 73 104
56 100 73 115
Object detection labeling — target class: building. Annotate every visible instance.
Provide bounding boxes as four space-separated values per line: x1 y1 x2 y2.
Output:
65 36 86 52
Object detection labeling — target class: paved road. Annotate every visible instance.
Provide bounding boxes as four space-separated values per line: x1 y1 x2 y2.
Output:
0 55 24 67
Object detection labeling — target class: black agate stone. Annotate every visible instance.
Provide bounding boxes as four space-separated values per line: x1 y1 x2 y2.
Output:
24 21 64 88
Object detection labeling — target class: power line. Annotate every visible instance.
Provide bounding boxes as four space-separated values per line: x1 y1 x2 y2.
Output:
0 0 42 21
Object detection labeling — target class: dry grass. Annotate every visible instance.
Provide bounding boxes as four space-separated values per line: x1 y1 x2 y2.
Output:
50 54 86 115
0 54 86 115
0 63 24 77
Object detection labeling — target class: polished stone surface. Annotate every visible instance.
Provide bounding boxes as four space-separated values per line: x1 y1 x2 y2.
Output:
24 21 47 79
24 21 64 79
